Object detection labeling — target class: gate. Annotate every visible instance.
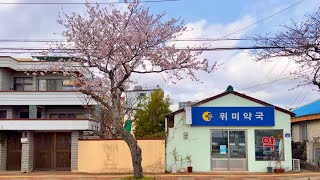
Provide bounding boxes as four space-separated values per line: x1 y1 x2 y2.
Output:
7 132 22 170
34 132 71 171
34 132 53 170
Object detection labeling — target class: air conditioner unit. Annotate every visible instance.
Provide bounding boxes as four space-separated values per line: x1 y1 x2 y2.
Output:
185 107 192 125
292 159 300 172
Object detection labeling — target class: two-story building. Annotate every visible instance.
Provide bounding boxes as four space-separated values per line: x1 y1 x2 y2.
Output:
0 56 99 172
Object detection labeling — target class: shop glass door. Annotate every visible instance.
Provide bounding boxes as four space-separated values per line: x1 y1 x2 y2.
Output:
211 130 228 170
211 130 247 171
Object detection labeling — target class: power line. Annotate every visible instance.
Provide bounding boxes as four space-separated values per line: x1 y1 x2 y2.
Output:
264 58 281 79
218 0 305 39
290 85 308 108
0 38 254 43
0 46 295 51
0 0 180 5
239 69 313 91
0 36 317 43
296 86 311 107
248 59 292 94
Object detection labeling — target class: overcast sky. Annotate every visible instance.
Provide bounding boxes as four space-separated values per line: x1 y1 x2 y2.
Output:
0 0 319 111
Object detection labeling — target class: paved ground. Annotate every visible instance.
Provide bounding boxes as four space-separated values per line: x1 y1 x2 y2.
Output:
1 171 320 180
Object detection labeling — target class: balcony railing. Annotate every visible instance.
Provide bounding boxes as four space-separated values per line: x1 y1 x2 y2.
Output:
0 118 100 131
0 91 97 105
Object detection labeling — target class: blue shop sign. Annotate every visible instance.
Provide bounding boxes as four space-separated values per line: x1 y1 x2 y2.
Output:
191 107 275 126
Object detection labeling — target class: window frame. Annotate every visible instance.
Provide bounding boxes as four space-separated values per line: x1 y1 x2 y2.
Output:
48 113 84 119
0 110 7 118
300 123 308 142
19 112 29 118
14 77 33 91
254 129 285 161
38 78 76 91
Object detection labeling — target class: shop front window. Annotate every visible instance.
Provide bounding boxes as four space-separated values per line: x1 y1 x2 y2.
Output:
255 130 284 161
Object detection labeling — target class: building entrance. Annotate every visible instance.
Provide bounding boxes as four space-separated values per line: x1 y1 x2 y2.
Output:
211 130 247 171
34 132 71 171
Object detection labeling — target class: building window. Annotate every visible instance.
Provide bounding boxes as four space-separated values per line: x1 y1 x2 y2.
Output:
0 110 7 118
14 77 33 91
19 112 29 118
37 112 42 118
300 123 308 142
49 113 84 119
38 79 76 91
255 130 284 161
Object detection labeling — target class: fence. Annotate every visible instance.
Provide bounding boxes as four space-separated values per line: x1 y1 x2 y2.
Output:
78 139 165 173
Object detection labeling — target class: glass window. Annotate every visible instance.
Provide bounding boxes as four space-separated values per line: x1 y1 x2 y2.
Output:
67 114 76 118
255 130 284 161
229 131 246 158
211 130 228 158
75 113 85 119
47 79 57 91
14 77 33 91
37 112 42 118
300 124 308 141
38 79 47 91
39 79 76 91
62 79 76 90
24 85 33 91
15 78 24 84
49 113 83 119
0 110 7 118
19 112 29 118
59 114 67 118
49 114 59 119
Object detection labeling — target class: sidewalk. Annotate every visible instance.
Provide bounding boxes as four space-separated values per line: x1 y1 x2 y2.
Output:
0 171 320 180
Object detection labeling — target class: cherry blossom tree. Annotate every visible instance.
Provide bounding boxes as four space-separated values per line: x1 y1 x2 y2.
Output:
253 9 320 90
56 1 217 178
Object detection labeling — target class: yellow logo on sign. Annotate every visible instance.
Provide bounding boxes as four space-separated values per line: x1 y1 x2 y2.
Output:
202 111 212 121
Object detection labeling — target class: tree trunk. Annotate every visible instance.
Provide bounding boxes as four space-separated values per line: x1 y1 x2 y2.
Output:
109 83 143 178
114 122 144 178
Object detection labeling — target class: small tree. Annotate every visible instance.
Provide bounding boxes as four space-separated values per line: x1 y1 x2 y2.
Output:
53 0 217 178
253 8 320 90
134 89 171 138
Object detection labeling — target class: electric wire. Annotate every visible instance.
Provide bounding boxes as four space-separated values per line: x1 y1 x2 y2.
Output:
248 59 292 94
0 0 181 5
218 0 306 39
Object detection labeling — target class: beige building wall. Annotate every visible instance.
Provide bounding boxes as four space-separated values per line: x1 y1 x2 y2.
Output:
78 139 165 173
307 121 320 141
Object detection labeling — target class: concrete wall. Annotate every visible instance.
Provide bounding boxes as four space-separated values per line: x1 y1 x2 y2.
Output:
166 93 292 172
0 68 12 90
21 131 34 172
0 139 7 171
78 139 165 173
71 131 80 171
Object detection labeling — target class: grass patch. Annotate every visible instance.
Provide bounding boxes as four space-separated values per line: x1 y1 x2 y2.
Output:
121 176 156 180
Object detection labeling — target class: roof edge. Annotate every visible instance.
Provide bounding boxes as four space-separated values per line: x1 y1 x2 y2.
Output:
166 91 294 117
292 113 320 123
